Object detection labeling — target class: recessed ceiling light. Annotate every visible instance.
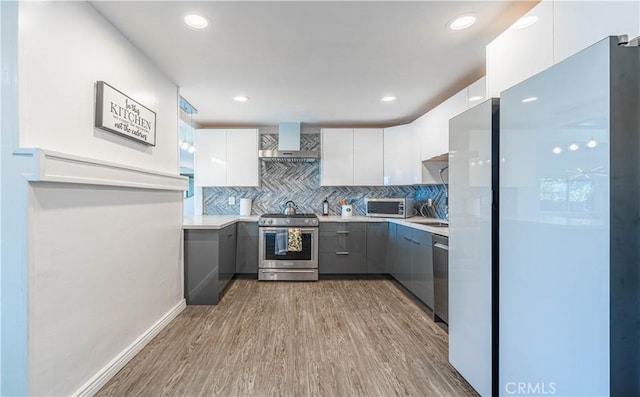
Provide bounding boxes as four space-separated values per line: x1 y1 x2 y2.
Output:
586 139 598 148
184 14 209 30
381 96 397 102
552 146 562 154
233 95 250 102
448 14 477 30
568 143 579 151
469 95 484 102
512 15 538 30
188 146 196 154
522 96 538 103
180 142 190 150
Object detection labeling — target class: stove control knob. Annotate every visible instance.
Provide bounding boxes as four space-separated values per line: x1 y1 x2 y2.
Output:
268 219 273 225
286 219 291 225
312 219 318 225
304 219 309 224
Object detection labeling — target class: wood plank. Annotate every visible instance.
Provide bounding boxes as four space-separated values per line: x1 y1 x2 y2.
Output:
97 279 477 397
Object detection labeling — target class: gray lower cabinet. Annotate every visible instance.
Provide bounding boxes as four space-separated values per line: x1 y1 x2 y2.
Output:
394 224 434 309
319 222 366 274
184 224 237 305
236 222 259 275
387 222 397 275
411 229 434 309
396 225 413 288
366 222 388 273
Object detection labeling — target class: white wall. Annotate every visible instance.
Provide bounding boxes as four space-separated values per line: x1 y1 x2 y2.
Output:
19 1 179 174
16 2 185 395
29 183 183 396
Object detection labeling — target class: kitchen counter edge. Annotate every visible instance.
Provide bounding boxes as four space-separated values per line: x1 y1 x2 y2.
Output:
183 215 447 236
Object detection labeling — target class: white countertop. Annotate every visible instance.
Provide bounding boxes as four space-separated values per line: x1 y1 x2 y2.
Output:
183 215 259 229
390 218 449 237
183 214 448 236
317 215 387 223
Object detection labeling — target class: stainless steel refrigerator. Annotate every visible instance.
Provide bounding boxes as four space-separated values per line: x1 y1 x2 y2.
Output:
449 36 639 396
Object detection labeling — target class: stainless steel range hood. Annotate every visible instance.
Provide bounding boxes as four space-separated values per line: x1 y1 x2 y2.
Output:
259 122 320 162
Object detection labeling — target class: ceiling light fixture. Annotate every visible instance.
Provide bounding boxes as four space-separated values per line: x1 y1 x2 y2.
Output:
381 96 397 102
512 15 538 30
569 143 579 151
522 96 538 103
552 146 562 154
448 14 477 30
188 146 196 154
184 14 209 30
233 95 249 102
586 139 598 148
468 95 484 102
181 142 190 150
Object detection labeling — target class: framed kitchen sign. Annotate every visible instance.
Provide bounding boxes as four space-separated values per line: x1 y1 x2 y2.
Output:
95 81 156 146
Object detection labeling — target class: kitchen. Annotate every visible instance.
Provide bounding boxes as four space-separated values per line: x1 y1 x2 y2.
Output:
1 1 639 397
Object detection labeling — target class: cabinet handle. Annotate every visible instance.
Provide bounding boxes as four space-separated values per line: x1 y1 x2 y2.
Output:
227 234 233 238
336 252 350 255
403 236 412 241
434 242 449 250
413 240 420 245
336 231 350 234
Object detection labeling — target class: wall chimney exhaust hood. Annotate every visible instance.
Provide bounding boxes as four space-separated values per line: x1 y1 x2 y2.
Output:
259 122 320 162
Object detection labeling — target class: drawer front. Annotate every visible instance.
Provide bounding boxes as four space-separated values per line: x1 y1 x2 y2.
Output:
319 222 366 233
319 252 366 274
319 231 366 253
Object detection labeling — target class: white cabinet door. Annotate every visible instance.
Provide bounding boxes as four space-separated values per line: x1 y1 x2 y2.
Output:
420 88 467 162
195 129 227 186
321 128 354 186
553 1 640 63
353 128 383 186
486 0 553 98
384 124 419 185
466 76 487 108
226 129 259 187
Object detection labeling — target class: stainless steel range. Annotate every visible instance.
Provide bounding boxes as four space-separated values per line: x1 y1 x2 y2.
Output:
258 213 319 281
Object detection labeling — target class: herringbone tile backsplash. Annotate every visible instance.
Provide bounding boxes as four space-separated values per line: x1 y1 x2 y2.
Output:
204 133 447 218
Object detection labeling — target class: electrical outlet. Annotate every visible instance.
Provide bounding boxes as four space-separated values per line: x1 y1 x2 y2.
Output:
228 197 235 205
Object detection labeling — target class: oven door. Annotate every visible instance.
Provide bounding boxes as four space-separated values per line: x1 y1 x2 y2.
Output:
259 227 318 269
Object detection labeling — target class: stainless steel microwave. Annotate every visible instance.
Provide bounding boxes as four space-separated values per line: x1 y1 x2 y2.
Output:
365 198 415 218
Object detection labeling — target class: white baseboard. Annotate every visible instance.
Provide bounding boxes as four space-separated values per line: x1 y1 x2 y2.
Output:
72 300 187 397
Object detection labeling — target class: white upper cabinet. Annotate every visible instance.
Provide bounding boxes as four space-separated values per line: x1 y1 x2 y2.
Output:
466 76 487 109
384 124 420 186
321 128 354 186
353 128 383 185
418 88 468 162
195 129 226 187
195 128 259 187
486 0 554 98
321 128 383 186
226 129 260 186
553 1 640 63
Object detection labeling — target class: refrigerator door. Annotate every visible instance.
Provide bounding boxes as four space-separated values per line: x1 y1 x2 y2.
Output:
449 99 498 397
499 38 613 395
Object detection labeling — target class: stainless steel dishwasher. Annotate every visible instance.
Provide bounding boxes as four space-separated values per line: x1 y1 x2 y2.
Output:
433 234 449 324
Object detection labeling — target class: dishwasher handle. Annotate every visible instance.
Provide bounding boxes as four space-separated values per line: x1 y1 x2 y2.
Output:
433 242 449 251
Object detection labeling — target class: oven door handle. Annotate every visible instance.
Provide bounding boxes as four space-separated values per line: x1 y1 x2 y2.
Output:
260 269 317 274
260 227 318 233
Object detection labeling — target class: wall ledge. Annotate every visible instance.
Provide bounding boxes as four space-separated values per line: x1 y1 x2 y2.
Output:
14 148 187 191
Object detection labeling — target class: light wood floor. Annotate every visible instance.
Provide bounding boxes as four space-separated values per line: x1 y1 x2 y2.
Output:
98 278 477 397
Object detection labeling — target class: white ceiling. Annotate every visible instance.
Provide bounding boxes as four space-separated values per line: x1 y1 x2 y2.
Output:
91 1 536 127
